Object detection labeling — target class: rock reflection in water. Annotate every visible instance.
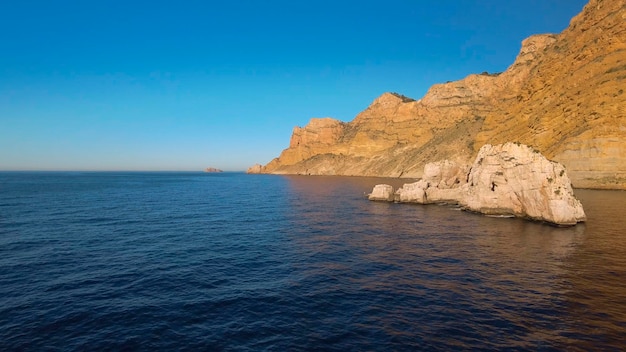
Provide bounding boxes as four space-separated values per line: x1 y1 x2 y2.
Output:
281 176 626 350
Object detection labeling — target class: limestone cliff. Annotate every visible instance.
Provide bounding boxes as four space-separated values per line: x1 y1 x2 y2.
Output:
251 0 626 189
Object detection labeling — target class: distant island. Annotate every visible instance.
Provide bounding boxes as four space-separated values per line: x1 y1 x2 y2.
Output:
204 167 223 173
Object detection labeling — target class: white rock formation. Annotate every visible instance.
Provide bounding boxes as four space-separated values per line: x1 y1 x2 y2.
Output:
395 180 428 203
368 184 395 202
370 143 586 226
461 143 586 225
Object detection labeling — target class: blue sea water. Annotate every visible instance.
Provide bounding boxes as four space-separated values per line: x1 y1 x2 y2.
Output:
1 172 625 351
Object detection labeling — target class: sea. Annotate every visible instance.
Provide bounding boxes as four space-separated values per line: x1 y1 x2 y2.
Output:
1 171 625 351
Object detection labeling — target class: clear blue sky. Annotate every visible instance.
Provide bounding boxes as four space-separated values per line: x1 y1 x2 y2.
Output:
0 0 588 171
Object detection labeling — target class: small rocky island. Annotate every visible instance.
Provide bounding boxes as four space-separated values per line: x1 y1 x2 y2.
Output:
369 143 586 226
204 167 223 173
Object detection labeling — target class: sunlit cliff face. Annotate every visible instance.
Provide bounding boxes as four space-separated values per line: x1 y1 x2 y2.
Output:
258 0 626 190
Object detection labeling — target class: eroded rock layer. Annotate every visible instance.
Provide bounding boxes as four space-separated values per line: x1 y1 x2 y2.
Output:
251 0 626 189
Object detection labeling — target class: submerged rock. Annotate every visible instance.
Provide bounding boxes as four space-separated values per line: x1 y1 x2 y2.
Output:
370 143 586 226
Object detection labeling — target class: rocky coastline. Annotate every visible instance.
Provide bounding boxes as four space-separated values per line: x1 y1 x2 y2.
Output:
369 143 586 226
249 0 626 190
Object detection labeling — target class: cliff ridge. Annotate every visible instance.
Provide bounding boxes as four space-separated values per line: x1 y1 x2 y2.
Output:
251 0 626 189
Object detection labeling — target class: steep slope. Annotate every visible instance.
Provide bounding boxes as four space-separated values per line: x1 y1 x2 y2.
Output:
252 0 626 189
475 0 626 188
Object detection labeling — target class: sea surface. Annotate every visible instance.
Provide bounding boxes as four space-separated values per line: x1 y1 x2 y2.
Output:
1 172 625 351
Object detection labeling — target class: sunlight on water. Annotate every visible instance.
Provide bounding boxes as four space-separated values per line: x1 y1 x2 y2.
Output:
0 173 625 350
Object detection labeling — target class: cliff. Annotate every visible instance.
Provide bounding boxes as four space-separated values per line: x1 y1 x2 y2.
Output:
251 0 626 190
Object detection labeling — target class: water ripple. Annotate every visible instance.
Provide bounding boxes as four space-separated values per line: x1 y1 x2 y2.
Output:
0 173 625 351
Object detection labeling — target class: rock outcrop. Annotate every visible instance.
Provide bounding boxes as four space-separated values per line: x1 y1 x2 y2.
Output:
370 143 586 226
246 164 265 174
368 184 395 202
250 0 626 190
462 144 586 225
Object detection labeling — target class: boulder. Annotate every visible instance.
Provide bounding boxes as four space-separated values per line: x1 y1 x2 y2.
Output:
368 184 395 202
461 143 586 225
396 180 429 203
422 160 468 188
